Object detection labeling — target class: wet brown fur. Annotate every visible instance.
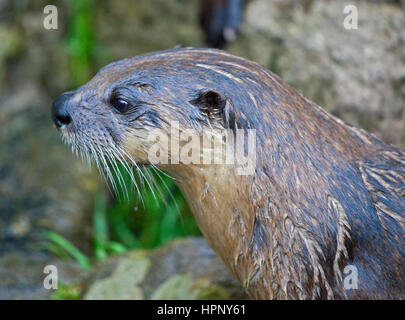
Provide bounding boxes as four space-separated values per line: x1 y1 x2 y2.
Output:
53 48 405 299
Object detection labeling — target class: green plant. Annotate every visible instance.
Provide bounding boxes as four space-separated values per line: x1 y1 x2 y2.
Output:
93 192 129 260
42 231 91 270
102 164 201 250
66 0 95 87
51 283 83 300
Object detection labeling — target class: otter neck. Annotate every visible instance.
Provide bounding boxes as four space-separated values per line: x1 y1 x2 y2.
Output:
161 163 258 290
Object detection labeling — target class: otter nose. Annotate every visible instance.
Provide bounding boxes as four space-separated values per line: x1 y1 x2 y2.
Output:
52 92 73 128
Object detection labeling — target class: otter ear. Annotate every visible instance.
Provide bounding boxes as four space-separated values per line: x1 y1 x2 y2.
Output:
190 90 226 120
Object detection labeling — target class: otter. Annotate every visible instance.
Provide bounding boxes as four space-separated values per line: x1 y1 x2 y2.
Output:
52 47 405 299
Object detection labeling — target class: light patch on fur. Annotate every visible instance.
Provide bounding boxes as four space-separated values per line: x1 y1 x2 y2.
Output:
328 196 351 292
191 48 249 63
196 64 243 84
382 150 405 165
359 160 405 231
229 208 248 269
248 92 258 109
245 77 260 86
219 60 259 76
351 128 374 145
297 227 334 299
200 181 218 207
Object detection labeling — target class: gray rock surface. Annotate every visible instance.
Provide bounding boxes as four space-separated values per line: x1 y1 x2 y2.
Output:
83 237 248 300
229 0 405 148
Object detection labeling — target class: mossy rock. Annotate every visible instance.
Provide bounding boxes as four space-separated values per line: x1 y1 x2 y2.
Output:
82 238 248 300
84 252 150 300
150 274 231 300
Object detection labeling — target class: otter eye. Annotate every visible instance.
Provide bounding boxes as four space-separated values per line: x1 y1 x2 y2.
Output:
111 97 129 113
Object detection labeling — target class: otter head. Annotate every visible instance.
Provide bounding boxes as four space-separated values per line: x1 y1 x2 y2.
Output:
52 49 231 185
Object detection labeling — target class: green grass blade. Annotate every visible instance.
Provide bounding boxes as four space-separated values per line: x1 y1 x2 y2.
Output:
43 231 91 270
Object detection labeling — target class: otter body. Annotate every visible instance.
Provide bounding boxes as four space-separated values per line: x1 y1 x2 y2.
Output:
52 48 405 299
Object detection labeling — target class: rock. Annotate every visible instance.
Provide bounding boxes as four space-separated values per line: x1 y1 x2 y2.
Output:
229 0 405 148
84 252 149 300
83 237 248 300
93 0 202 59
0 250 87 299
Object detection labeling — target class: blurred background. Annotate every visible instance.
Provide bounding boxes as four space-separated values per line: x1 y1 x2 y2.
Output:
0 0 404 299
